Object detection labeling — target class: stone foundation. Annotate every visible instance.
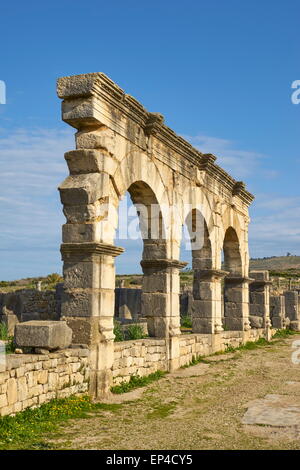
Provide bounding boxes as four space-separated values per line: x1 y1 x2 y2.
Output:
0 348 89 417
112 328 268 386
0 328 270 417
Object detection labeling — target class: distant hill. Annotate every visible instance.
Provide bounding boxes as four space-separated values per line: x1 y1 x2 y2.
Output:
250 256 300 273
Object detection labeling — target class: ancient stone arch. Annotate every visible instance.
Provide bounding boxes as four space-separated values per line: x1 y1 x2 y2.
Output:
57 73 254 396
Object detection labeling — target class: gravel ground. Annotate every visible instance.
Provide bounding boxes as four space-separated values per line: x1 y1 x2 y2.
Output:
45 335 300 450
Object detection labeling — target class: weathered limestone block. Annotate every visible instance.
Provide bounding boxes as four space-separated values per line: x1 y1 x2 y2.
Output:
249 270 271 329
75 128 116 152
115 288 142 319
6 378 17 405
192 269 227 335
270 295 286 329
65 149 118 176
284 291 300 331
59 172 109 206
15 321 72 351
224 276 251 331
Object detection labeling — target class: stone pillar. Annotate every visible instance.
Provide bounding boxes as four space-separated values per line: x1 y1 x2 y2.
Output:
192 269 228 334
270 295 286 329
60 242 123 397
284 291 300 331
249 270 272 329
141 259 187 338
224 276 251 331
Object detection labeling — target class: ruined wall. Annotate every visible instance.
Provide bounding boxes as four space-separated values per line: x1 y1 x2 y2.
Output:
114 287 194 319
270 295 286 329
112 339 167 385
115 288 142 319
112 329 268 386
284 291 300 330
178 329 265 367
0 348 89 417
0 288 60 335
0 327 272 417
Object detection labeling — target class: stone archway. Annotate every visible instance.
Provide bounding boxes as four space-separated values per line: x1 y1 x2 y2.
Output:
56 72 255 397
223 227 251 331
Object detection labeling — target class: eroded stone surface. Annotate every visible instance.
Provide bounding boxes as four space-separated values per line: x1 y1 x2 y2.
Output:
15 321 72 351
242 394 300 427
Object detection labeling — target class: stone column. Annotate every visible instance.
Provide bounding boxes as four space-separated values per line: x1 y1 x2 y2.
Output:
61 242 123 397
270 295 286 329
224 276 251 331
249 270 272 329
141 259 187 338
284 291 300 331
192 269 228 334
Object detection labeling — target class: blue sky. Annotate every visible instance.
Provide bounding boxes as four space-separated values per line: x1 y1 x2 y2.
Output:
0 0 299 279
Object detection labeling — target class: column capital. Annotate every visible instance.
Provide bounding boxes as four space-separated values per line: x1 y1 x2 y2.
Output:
141 259 188 270
61 242 124 261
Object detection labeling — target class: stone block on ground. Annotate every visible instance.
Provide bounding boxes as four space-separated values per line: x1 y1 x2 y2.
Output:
14 321 72 351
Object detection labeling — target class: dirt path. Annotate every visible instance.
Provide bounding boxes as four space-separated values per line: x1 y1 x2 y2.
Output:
46 335 300 450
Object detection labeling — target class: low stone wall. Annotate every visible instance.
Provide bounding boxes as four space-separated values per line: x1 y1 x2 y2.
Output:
0 348 89 417
178 329 266 367
0 328 271 417
112 329 268 385
113 339 167 385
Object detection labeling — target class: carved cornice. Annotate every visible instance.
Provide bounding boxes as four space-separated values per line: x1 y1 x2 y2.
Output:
144 113 165 136
141 259 188 270
61 242 124 260
57 73 255 206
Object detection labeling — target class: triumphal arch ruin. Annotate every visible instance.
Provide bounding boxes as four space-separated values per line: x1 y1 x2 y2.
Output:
57 73 256 397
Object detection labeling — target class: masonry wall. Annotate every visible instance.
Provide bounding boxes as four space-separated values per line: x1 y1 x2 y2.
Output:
112 339 167 385
112 329 267 385
0 348 89 417
178 329 265 367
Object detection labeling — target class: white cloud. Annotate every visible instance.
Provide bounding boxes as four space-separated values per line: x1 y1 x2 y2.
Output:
0 127 73 258
184 134 275 180
249 195 300 256
0 127 298 279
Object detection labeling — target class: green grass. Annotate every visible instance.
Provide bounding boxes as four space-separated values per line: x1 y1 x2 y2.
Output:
182 355 211 368
0 322 9 341
113 322 125 342
111 370 167 394
182 337 272 369
146 401 177 419
126 324 147 340
113 322 147 342
0 322 15 354
0 395 122 450
272 328 299 338
180 315 192 328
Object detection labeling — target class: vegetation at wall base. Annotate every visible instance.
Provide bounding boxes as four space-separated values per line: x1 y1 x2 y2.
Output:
113 322 147 342
0 322 15 354
111 370 167 394
0 395 122 450
182 337 275 369
180 315 192 328
272 328 299 338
